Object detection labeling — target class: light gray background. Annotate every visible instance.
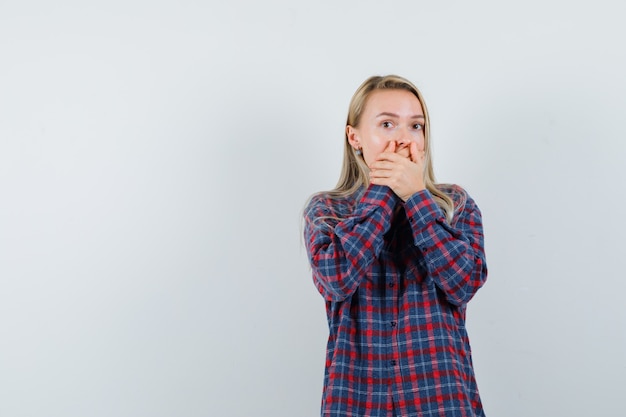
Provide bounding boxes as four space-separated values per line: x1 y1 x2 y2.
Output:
1 1 625 416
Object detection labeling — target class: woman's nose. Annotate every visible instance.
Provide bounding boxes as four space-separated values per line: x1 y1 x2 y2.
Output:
397 136 411 147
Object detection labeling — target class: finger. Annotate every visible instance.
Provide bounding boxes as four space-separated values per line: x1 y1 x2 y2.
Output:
408 142 419 163
395 142 411 158
370 177 393 187
376 151 406 162
369 169 393 179
369 160 396 170
383 140 396 154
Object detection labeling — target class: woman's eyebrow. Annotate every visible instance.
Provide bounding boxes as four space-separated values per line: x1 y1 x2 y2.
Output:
376 112 425 119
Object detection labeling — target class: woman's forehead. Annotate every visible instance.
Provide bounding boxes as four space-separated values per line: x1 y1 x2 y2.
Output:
363 89 423 116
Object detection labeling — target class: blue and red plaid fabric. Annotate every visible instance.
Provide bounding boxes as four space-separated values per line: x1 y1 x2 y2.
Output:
304 184 488 417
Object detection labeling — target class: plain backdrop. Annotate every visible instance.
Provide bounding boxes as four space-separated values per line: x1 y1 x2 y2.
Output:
1 1 625 416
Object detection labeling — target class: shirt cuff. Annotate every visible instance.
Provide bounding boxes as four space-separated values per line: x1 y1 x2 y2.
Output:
358 184 398 217
403 189 446 230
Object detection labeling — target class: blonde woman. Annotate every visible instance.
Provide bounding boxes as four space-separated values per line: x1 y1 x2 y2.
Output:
303 75 488 417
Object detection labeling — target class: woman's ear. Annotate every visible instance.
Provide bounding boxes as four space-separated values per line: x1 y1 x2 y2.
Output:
346 125 360 150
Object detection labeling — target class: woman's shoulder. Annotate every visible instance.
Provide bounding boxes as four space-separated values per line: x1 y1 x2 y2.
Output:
304 189 359 220
435 183 479 214
435 183 469 201
304 192 332 215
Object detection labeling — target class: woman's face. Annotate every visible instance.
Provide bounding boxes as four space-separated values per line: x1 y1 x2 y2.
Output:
347 89 425 167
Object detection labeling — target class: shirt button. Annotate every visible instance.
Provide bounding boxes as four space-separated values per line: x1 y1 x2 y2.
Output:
388 282 395 288
390 321 397 327
391 360 397 366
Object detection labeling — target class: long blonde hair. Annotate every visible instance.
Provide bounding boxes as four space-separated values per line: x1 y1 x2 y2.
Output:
327 75 457 222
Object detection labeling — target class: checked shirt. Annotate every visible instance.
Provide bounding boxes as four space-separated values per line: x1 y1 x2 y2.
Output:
304 184 488 417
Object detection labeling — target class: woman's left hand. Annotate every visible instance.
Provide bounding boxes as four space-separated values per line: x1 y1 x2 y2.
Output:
369 141 426 201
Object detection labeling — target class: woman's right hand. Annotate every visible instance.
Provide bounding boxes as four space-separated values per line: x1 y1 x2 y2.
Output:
369 140 426 201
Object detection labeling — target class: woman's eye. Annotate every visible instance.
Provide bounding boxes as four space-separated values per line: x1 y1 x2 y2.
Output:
382 121 393 128
413 123 423 130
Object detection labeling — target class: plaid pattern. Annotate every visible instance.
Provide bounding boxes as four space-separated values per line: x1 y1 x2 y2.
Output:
304 184 487 417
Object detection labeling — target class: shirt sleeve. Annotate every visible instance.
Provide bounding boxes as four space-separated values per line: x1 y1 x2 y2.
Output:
403 186 488 306
304 185 398 302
